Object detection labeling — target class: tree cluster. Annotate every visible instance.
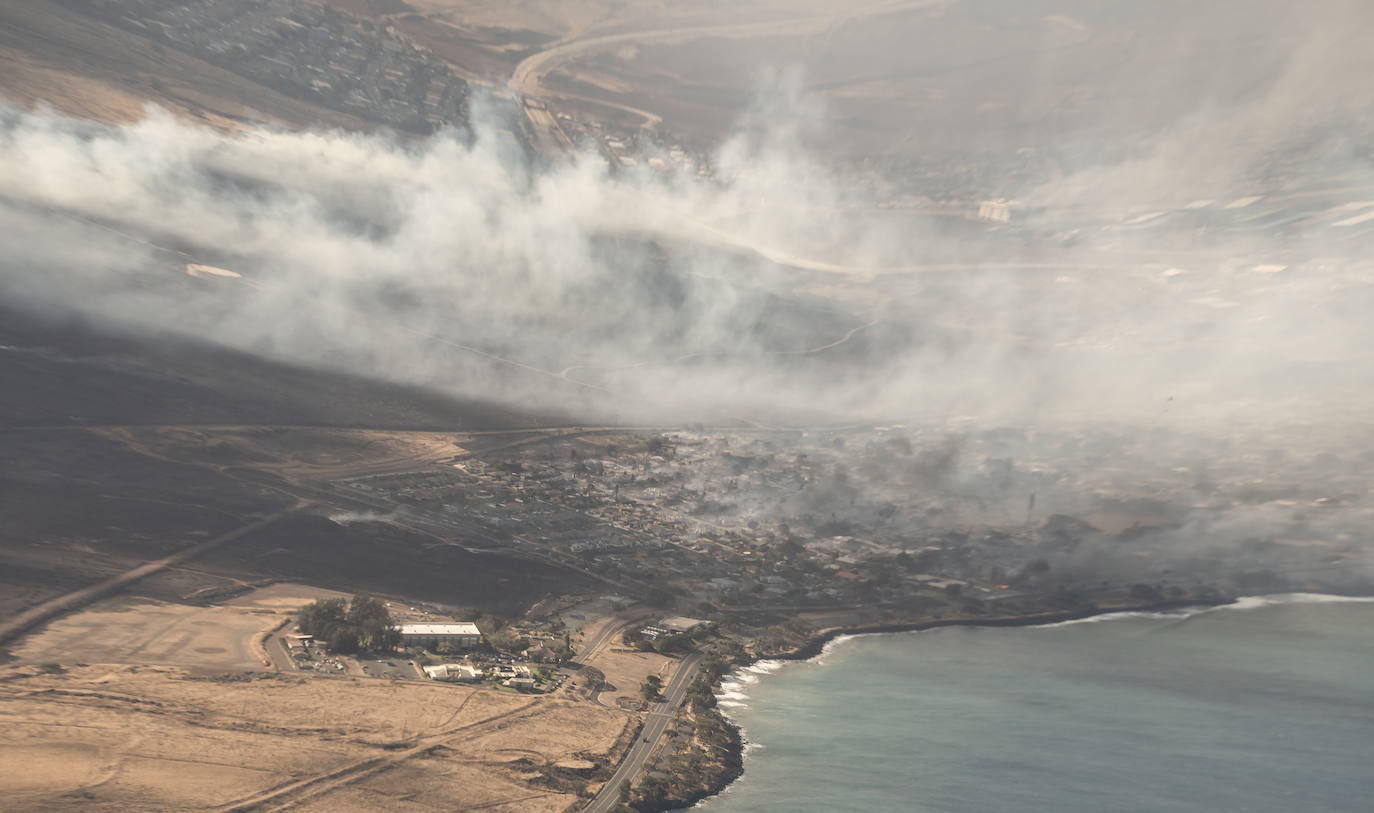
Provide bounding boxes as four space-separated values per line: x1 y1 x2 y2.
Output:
298 595 401 654
641 674 663 701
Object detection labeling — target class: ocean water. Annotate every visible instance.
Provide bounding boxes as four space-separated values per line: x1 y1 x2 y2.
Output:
691 595 1374 813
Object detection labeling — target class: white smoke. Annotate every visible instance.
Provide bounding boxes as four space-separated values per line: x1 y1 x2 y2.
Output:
0 54 1371 431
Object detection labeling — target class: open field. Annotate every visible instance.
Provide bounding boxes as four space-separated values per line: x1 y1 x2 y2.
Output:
0 661 630 812
7 584 348 671
0 313 598 624
0 426 295 621
98 426 471 481
0 307 566 431
588 645 680 709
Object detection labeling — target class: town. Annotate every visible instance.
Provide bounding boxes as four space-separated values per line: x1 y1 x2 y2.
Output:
70 0 478 134
331 424 1373 626
4 1 1374 812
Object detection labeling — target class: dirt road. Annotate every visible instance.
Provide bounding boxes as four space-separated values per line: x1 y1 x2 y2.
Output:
217 699 544 813
0 505 299 648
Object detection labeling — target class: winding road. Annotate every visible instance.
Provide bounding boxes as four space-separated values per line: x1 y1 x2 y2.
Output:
509 0 951 104
509 0 952 140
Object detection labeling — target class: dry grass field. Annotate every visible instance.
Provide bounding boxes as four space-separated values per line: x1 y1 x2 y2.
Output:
99 426 470 481
0 660 630 812
591 645 681 709
7 584 348 672
1 583 636 812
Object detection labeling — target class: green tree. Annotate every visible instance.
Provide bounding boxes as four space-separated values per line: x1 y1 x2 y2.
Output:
298 594 399 654
298 598 347 638
328 626 360 654
487 629 529 654
641 674 663 701
654 633 691 655
348 595 400 651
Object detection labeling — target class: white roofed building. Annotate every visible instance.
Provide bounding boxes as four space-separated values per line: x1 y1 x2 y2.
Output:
397 622 482 649
423 663 483 682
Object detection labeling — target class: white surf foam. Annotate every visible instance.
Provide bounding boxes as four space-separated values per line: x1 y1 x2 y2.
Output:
1033 609 1199 628
715 661 792 715
1227 592 1374 609
1034 593 1374 628
812 631 889 665
744 659 787 675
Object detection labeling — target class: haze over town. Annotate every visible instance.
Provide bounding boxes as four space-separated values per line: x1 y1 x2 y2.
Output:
2 2 1373 812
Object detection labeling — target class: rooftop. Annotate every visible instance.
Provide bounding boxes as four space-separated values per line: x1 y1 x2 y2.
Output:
398 623 481 636
659 616 707 632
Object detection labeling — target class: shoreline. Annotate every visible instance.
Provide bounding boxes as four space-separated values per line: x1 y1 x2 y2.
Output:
762 597 1231 664
663 596 1234 812
645 590 1374 812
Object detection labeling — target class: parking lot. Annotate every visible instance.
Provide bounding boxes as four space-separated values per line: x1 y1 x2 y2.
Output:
358 658 420 680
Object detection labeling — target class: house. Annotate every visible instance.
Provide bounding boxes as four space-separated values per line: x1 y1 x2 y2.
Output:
423 663 483 682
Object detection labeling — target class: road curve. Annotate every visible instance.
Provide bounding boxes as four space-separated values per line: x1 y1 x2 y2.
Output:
510 0 950 100
582 651 704 813
509 0 951 147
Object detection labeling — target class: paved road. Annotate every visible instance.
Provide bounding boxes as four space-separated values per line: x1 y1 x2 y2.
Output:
576 609 652 665
508 0 949 149
582 651 704 813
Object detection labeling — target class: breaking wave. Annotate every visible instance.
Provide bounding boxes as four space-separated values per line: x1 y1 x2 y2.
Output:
812 632 885 665
715 660 795 715
744 659 787 675
1033 592 1374 629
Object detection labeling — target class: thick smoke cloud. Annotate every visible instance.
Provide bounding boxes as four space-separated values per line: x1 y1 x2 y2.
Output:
2 3 1373 595
1 26 1372 433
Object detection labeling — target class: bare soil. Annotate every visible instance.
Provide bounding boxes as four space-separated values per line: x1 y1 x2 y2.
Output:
0 661 630 812
8 584 348 671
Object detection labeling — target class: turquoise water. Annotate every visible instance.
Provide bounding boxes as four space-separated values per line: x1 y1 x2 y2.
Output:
691 596 1374 813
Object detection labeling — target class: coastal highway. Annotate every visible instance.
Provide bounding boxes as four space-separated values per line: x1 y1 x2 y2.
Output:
577 608 655 666
583 651 705 813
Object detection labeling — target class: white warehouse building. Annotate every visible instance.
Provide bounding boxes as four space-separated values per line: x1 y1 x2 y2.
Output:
397 623 482 649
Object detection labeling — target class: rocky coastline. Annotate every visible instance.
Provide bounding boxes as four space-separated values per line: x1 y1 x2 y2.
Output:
646 596 1235 812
